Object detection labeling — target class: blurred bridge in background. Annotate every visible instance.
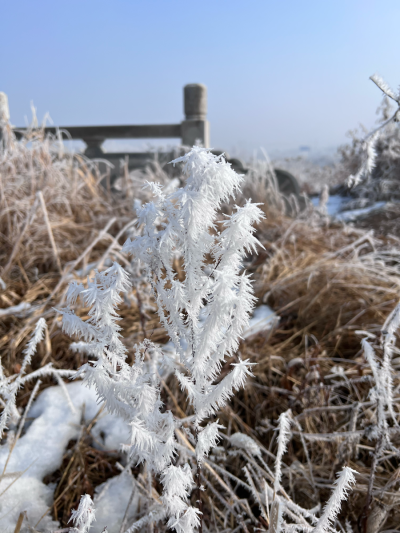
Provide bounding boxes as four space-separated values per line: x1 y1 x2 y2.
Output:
8 83 300 199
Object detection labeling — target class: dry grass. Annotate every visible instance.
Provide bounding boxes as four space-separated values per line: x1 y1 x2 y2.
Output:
160 215 400 531
2 125 400 531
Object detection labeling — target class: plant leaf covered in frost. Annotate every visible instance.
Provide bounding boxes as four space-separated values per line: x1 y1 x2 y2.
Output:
313 467 357 533
60 147 264 533
69 493 96 533
360 301 400 434
370 74 398 102
348 74 400 188
274 409 292 494
0 317 49 438
196 421 224 463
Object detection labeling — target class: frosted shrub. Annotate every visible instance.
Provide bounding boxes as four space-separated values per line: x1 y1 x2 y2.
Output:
343 74 400 205
123 146 264 503
58 262 186 523
59 147 264 532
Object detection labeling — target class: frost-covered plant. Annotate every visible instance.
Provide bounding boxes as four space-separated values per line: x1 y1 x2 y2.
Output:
59 147 264 532
356 302 400 525
344 74 400 202
123 146 264 518
58 264 186 492
232 413 357 533
69 494 96 533
361 302 400 438
0 317 74 439
273 409 292 497
313 467 357 533
58 263 199 532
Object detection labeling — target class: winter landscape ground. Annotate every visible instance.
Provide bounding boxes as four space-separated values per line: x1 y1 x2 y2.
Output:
1 75 400 533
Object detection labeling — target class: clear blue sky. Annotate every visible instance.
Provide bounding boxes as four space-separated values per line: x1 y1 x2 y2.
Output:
2 0 400 157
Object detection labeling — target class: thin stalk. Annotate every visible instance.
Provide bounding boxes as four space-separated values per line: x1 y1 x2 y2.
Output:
37 190 62 273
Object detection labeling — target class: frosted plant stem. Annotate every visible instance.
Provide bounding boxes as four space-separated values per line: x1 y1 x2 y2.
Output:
197 457 203 533
136 283 147 338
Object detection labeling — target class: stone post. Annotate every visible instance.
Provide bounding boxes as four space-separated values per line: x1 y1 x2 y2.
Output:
83 136 105 157
181 83 209 148
0 92 10 123
0 92 10 148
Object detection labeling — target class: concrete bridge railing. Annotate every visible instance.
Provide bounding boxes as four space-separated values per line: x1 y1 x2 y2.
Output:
9 83 210 155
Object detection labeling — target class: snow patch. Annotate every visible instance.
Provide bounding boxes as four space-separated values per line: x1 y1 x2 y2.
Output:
0 381 129 532
243 304 276 339
91 472 139 533
310 194 388 221
310 194 350 216
335 201 386 222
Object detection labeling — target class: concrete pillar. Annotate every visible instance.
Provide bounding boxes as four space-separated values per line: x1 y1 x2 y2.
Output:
181 83 209 148
0 92 10 148
0 92 10 123
83 136 105 157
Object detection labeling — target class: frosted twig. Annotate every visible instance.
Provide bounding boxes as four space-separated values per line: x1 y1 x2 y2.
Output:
274 410 292 497
313 467 357 533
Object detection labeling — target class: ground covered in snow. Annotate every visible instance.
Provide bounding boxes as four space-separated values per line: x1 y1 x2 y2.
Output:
0 381 134 533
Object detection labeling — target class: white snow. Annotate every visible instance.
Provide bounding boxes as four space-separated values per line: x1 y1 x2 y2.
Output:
91 472 139 533
335 201 386 222
243 304 276 339
310 194 387 221
0 381 130 533
310 194 350 216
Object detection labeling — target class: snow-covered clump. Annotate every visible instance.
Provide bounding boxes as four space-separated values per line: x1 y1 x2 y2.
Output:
0 381 130 533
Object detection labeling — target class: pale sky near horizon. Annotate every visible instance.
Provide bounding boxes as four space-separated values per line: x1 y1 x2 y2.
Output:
2 0 400 158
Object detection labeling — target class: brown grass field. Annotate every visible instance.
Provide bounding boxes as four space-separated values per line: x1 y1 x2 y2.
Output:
2 123 400 532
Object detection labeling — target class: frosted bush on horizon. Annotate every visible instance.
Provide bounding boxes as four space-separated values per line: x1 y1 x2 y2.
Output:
59 146 264 532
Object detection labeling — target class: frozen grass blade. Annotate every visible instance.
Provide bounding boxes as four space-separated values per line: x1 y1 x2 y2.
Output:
274 409 292 497
313 467 357 533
